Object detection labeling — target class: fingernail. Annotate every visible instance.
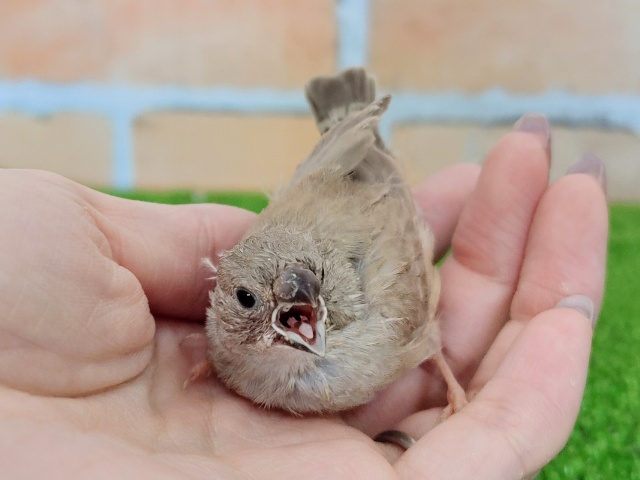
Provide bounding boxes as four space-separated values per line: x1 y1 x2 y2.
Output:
567 153 607 196
513 114 551 147
556 294 597 329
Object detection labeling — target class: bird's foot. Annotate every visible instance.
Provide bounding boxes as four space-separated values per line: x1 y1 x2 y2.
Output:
180 333 213 389
432 351 468 421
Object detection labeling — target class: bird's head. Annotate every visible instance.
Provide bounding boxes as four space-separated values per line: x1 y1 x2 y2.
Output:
207 228 327 357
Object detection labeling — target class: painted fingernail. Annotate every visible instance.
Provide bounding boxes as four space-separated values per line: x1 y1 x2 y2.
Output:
556 294 597 329
567 153 607 196
513 114 551 147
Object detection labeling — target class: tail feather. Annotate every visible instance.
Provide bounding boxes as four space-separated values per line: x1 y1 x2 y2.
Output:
288 96 390 186
305 68 376 134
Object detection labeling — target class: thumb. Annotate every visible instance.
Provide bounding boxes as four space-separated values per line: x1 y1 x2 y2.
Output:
83 187 256 321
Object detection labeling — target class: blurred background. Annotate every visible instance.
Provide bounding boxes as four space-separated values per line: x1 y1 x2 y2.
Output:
1 2 639 479
0 0 638 200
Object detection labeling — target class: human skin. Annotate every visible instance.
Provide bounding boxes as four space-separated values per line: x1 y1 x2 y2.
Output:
0 117 608 479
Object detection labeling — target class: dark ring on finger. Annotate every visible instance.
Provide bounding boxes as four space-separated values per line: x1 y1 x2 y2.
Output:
374 429 416 451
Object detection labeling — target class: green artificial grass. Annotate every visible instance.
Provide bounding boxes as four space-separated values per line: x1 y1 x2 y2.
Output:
101 189 269 212
107 190 640 478
541 204 640 480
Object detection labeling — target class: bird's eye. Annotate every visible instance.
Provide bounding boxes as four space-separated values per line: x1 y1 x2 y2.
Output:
235 288 257 309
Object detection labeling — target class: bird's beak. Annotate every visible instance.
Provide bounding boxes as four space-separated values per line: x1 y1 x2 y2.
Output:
271 266 327 357
273 265 320 306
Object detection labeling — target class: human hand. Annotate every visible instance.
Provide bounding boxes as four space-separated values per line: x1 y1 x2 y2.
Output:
0 114 607 479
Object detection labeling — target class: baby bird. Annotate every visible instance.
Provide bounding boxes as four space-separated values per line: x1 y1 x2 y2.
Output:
203 68 466 414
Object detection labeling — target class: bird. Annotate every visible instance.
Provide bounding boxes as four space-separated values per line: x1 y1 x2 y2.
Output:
198 67 466 414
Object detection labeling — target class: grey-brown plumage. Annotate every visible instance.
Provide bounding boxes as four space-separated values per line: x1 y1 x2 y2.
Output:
204 68 463 414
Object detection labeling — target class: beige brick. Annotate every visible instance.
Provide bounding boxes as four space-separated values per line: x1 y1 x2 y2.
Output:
0 114 112 186
371 0 640 93
552 127 640 202
392 124 504 184
393 123 640 201
134 112 320 190
0 0 335 86
0 2 109 82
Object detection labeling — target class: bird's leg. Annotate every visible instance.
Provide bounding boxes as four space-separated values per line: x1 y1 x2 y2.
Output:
180 332 213 389
433 351 468 419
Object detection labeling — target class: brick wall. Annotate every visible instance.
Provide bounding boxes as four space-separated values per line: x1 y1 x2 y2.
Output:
0 0 638 201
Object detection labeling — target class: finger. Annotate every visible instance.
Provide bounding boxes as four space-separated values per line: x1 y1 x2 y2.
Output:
413 163 481 261
437 118 551 385
395 302 594 480
470 155 608 389
512 154 608 319
83 188 256 321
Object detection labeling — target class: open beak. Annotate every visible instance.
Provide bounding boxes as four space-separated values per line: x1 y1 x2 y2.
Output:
271 266 327 357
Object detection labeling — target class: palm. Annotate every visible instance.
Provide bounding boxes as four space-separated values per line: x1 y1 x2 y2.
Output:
3 318 399 478
0 124 608 480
